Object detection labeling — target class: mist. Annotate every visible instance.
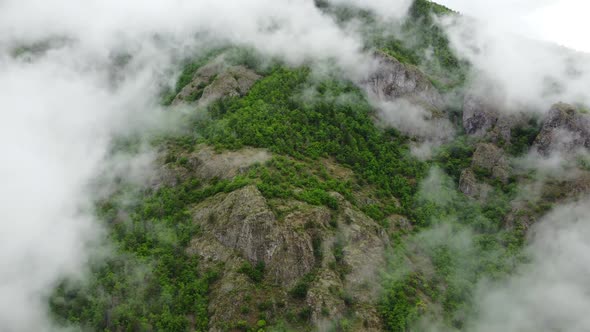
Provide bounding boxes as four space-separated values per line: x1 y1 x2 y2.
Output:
0 30 167 332
438 1 590 111
468 198 590 331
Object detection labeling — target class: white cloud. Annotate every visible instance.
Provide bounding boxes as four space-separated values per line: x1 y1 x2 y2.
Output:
437 0 590 53
436 0 590 111
468 198 590 332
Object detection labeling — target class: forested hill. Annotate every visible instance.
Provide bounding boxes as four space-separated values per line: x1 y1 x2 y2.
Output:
47 1 590 331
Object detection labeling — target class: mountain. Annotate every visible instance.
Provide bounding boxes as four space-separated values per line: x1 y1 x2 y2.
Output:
46 1 590 331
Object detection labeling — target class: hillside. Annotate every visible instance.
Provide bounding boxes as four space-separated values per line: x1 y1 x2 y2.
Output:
45 1 590 331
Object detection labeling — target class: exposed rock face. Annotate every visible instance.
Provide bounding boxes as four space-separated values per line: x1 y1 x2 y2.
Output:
459 168 479 197
186 184 389 330
462 93 532 145
189 146 271 180
534 103 590 155
201 66 261 102
154 145 271 188
386 214 413 233
338 205 387 302
463 93 499 136
489 115 514 144
472 143 511 183
173 58 223 104
305 269 346 323
173 56 260 105
364 51 444 111
191 185 317 286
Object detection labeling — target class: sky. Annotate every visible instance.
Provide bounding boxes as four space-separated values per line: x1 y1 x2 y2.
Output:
438 0 590 53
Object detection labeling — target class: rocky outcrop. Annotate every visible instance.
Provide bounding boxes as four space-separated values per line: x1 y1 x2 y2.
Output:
173 55 260 105
461 93 533 145
200 66 261 102
472 143 511 183
463 93 500 137
191 185 318 286
173 58 223 104
186 184 390 330
188 146 271 180
154 145 271 188
456 143 511 198
364 51 444 111
305 269 346 323
459 168 479 197
534 103 590 155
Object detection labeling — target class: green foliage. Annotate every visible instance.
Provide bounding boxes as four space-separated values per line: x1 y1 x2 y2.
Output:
199 68 427 211
407 0 459 70
248 156 352 210
297 188 339 210
373 36 421 66
50 176 252 331
332 238 345 264
380 273 425 331
380 169 524 330
289 273 316 299
312 234 324 261
434 136 475 182
411 0 454 17
507 119 542 156
239 261 266 283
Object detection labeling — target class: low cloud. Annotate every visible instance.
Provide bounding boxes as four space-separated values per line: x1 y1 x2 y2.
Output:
440 3 590 111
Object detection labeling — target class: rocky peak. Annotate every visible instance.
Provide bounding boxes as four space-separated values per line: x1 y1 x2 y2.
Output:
173 55 261 105
364 51 444 111
534 103 590 155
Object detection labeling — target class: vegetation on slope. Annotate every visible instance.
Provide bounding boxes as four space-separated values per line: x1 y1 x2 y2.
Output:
48 1 558 331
